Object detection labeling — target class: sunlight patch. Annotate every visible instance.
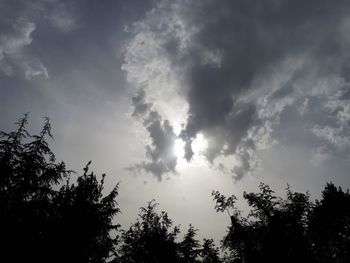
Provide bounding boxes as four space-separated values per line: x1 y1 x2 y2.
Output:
174 138 185 160
192 133 208 156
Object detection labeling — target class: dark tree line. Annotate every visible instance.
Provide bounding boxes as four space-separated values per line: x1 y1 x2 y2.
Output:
0 116 349 263
212 183 350 263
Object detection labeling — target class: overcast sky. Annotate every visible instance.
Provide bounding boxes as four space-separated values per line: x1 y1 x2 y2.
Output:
1 0 350 242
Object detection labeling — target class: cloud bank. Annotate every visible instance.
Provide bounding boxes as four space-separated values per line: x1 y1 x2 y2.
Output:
123 0 350 180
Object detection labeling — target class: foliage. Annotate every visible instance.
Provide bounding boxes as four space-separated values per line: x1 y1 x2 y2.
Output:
1 115 349 263
200 239 221 263
179 225 201 263
0 115 120 263
213 182 350 263
117 201 222 263
116 200 180 263
211 190 237 216
308 183 350 262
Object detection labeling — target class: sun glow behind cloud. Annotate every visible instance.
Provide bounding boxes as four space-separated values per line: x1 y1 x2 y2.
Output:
174 138 185 160
122 0 350 182
174 133 209 171
192 133 208 156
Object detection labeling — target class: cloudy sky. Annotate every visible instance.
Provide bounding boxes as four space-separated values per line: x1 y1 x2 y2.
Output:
1 0 350 242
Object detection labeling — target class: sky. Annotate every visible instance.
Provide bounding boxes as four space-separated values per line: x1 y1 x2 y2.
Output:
1 0 350 242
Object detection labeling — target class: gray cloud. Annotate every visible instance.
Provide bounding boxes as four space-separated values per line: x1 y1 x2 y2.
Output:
131 89 152 117
48 2 78 32
128 89 178 180
123 0 350 180
0 19 39 78
0 0 80 80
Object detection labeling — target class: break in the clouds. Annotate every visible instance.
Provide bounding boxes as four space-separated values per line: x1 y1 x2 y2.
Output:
123 0 350 180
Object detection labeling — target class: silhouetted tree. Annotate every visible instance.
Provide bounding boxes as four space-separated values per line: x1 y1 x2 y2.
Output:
179 225 201 263
199 239 221 263
212 183 348 263
117 200 180 263
308 183 350 262
0 115 120 263
242 183 312 262
50 162 120 263
211 190 246 262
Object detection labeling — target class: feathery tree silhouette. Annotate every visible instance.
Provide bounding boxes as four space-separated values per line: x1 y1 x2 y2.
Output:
0 115 120 263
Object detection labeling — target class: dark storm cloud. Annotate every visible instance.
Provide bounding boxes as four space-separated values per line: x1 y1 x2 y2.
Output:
178 0 350 162
128 89 178 181
123 0 350 180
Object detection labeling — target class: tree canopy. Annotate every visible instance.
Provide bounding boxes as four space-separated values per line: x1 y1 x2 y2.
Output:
0 116 349 263
213 182 350 263
0 115 120 263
